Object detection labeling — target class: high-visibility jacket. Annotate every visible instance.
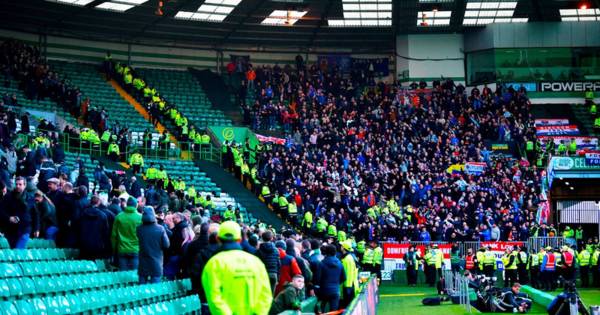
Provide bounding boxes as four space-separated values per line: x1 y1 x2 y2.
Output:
465 254 475 270
562 251 574 267
316 218 327 232
241 163 250 175
157 170 167 180
124 72 133 84
518 251 528 265
202 247 272 315
526 141 533 151
424 252 434 266
529 253 539 268
593 251 600 266
568 141 577 154
302 211 313 227
591 103 597 115
107 143 120 155
342 254 359 292
554 252 562 267
223 209 235 221
434 250 443 269
176 180 186 191
287 203 297 215
201 134 211 144
130 153 144 166
356 241 366 254
362 248 374 265
143 87 152 97
595 117 600 128
476 251 485 270
187 186 196 199
484 251 496 266
145 167 158 180
278 196 289 208
261 185 271 196
327 224 337 237
373 247 383 265
505 252 518 270
543 253 556 271
579 250 591 266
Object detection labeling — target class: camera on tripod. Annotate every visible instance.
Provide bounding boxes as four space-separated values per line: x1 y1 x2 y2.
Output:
547 277 589 315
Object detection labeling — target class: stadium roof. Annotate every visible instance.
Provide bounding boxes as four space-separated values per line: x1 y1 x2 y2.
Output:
1 0 597 51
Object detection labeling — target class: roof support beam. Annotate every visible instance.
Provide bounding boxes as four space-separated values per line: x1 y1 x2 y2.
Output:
129 0 196 42
220 0 268 45
307 0 334 49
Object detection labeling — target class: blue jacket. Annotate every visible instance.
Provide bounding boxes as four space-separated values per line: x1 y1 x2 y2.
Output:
316 256 346 296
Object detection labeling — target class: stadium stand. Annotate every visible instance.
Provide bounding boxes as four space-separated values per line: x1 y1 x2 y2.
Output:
47 60 155 133
135 68 232 128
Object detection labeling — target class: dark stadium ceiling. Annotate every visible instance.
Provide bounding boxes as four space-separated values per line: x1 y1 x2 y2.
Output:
0 0 599 52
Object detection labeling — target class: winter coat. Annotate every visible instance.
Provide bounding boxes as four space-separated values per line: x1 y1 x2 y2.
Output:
275 248 302 295
111 206 142 254
269 283 303 315
315 255 346 296
137 208 170 277
0 190 31 238
257 242 280 274
77 206 111 259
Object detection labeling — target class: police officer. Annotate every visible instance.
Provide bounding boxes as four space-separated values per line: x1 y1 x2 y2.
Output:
362 242 375 275
107 141 120 161
528 248 540 289
129 152 144 175
202 221 272 315
424 245 437 286
373 242 383 280
145 163 158 184
340 240 359 308
578 245 591 287
483 246 496 278
503 247 518 287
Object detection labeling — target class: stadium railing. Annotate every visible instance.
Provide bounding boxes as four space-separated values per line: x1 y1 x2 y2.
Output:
21 128 222 163
343 275 379 315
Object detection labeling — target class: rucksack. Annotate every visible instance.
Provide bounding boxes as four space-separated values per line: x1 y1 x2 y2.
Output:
422 297 441 306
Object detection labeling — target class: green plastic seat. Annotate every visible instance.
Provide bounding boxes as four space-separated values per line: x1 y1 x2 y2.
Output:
0 279 10 298
0 301 18 315
20 277 36 296
6 278 23 297
64 294 81 314
14 300 34 315
0 263 22 277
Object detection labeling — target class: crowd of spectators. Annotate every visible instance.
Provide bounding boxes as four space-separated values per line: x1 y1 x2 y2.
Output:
246 60 549 245
236 58 379 132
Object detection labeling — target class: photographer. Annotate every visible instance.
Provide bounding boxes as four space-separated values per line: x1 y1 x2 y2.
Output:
547 280 590 315
497 283 532 313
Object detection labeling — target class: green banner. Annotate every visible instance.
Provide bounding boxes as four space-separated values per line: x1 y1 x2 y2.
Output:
550 156 600 171
208 126 260 164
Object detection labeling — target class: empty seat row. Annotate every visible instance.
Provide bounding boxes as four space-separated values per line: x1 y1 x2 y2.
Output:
0 270 137 299
0 249 79 263
0 279 192 315
0 260 97 278
111 294 201 315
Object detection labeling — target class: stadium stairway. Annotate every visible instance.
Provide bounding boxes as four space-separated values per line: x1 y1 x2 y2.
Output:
187 68 244 126
196 160 285 230
105 78 178 145
569 103 600 137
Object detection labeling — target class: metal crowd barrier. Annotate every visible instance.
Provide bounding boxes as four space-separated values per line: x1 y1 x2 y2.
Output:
442 270 472 313
25 127 222 163
527 237 566 253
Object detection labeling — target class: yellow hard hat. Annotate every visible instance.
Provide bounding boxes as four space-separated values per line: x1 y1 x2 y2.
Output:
218 221 242 241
